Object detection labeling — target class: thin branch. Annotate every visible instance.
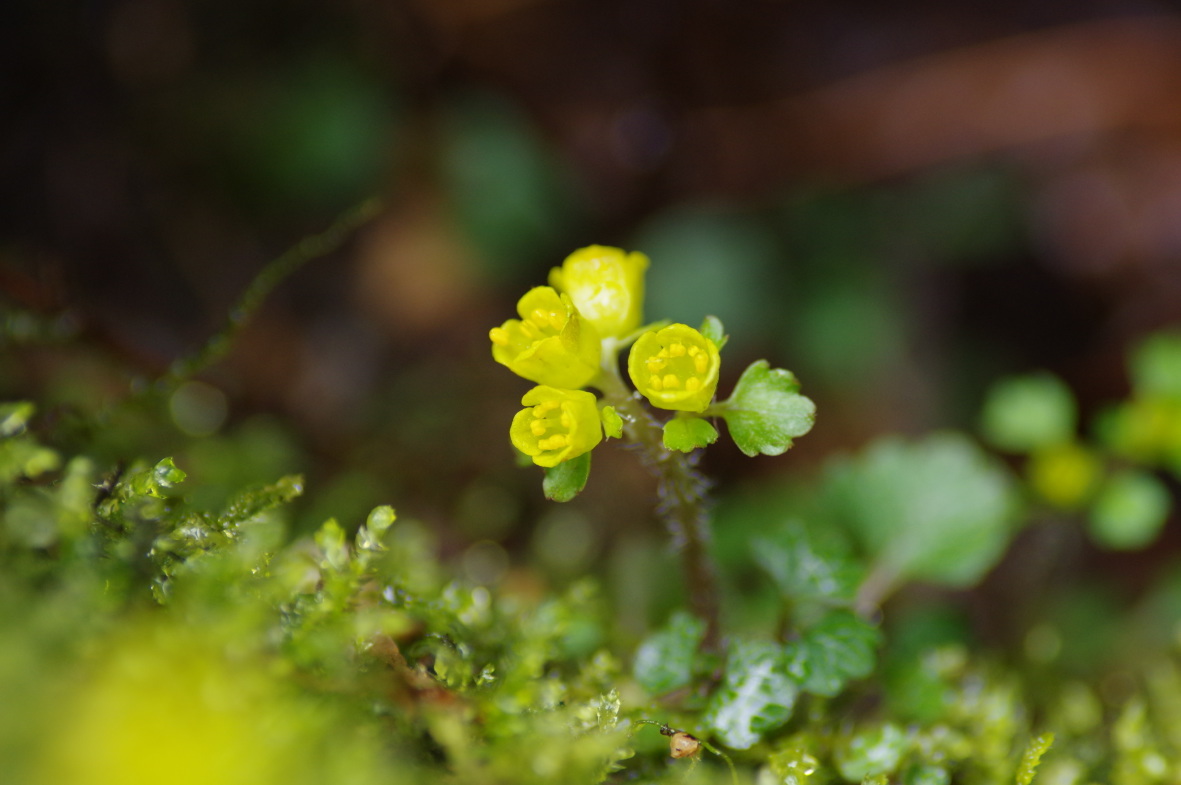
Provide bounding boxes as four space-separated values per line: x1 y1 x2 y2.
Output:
159 196 384 390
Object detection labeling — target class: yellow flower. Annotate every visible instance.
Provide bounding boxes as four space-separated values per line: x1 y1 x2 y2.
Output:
490 287 602 388
628 324 721 412
510 386 603 467
548 245 648 339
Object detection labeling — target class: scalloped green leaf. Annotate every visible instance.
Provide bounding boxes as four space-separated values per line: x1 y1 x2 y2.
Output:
543 451 591 502
720 360 816 457
633 610 706 695
784 609 880 697
704 638 799 749
663 416 719 453
822 433 1019 590
752 518 862 612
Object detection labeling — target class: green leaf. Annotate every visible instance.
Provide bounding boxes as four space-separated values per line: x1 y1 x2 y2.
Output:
1131 331 1181 399
1088 469 1170 550
979 373 1076 452
720 360 816 457
1015 733 1055 785
752 518 862 612
600 406 623 439
662 416 719 452
0 438 60 483
315 518 350 571
699 315 728 350
768 742 821 785
704 638 799 749
218 474 304 526
823 433 1019 590
543 451 591 502
357 505 396 552
126 457 187 498
365 504 397 538
0 401 35 437
834 723 907 781
903 764 951 785
633 611 706 695
785 610 880 697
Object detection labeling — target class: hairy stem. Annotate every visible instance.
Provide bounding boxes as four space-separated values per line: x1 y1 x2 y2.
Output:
596 364 722 654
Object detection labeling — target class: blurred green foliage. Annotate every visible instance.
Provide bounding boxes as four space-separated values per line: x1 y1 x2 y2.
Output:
6 260 1181 783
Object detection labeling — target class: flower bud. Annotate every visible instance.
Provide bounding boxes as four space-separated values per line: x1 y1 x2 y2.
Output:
510 386 603 467
490 287 602 389
628 324 721 412
548 245 648 339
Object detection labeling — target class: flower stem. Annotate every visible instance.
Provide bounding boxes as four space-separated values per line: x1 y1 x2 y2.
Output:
596 365 723 655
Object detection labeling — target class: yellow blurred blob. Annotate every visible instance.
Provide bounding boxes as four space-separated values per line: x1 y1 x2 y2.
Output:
1027 442 1102 509
38 621 309 785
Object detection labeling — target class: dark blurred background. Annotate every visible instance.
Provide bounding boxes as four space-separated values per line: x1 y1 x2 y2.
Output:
5 0 1181 626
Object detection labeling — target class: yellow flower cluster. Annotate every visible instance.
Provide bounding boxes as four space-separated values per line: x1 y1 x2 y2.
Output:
491 245 723 466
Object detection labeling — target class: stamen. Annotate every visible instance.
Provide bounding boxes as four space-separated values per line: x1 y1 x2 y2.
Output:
547 312 566 330
560 412 572 428
646 358 665 373
687 345 700 357
694 355 709 374
657 348 669 359
530 420 548 436
669 342 686 358
662 374 680 389
489 327 510 346
649 375 663 391
685 377 701 392
540 435 568 450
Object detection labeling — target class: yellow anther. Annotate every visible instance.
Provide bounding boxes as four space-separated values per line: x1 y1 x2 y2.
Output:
530 419 548 436
489 327 510 346
662 374 680 389
687 345 700 357
685 377 701 393
668 342 686 358
646 357 665 373
547 312 566 330
530 309 549 325
540 400 561 412
657 348 669 359
560 412 572 428
694 355 709 374
649 375 664 391
540 435 568 450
